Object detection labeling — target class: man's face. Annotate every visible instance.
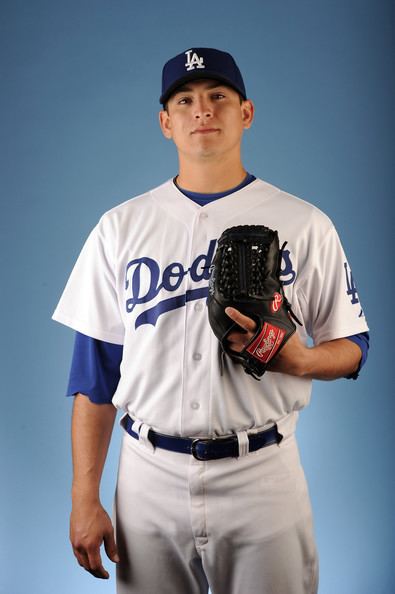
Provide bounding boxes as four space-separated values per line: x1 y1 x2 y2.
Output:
159 79 254 161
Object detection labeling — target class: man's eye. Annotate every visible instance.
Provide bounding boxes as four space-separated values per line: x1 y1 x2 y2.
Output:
178 97 192 105
212 93 225 100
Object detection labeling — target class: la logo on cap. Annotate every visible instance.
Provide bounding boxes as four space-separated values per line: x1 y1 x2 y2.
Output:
185 49 205 71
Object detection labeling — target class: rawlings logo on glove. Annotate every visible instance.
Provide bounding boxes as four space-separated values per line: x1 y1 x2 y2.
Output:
246 323 286 364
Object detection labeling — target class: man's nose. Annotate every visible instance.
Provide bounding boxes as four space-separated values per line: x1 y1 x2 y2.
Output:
193 98 213 119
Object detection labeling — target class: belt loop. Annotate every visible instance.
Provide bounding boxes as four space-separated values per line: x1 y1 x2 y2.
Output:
139 423 155 453
131 419 155 453
131 419 142 435
236 431 249 457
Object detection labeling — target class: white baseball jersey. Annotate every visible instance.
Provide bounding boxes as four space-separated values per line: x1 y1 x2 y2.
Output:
52 177 368 437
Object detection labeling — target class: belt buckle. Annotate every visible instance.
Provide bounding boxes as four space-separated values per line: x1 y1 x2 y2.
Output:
191 438 212 461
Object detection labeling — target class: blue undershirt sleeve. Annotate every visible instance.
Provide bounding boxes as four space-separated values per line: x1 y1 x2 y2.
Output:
67 332 123 404
344 331 370 380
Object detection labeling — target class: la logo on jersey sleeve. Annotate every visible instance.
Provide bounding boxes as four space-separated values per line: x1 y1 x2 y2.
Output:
344 262 364 318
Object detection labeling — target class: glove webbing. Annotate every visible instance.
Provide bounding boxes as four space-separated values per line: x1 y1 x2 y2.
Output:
218 233 275 299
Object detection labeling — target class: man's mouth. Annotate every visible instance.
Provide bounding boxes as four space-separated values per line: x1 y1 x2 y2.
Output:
192 128 220 134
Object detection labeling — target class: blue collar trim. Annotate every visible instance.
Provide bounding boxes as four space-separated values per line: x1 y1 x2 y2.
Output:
175 173 256 206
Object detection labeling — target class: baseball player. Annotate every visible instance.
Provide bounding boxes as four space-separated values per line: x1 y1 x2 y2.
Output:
53 48 369 594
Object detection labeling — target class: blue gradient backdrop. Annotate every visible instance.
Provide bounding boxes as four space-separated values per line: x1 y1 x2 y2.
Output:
1 1 394 593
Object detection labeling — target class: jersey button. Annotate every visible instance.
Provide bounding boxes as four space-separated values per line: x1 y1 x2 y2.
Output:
194 301 204 312
193 352 202 361
191 401 200 410
200 212 208 219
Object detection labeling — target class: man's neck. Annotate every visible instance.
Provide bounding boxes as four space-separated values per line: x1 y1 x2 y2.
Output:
176 158 247 194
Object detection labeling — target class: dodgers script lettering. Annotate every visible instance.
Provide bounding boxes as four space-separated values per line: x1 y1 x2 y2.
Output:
125 240 296 329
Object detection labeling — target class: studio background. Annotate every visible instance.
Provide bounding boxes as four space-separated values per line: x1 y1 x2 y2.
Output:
1 1 393 593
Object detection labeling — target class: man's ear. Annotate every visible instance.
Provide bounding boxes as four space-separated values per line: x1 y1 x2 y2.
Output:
241 99 254 129
159 109 172 139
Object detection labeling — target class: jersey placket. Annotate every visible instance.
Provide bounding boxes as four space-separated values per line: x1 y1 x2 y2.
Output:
181 209 213 437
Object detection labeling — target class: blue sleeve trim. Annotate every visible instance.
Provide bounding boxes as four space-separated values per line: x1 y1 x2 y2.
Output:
67 332 123 404
344 331 370 380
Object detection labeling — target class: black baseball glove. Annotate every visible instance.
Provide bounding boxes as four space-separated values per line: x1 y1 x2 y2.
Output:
207 225 300 379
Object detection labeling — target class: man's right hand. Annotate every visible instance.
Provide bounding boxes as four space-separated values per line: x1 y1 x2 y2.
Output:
70 500 119 579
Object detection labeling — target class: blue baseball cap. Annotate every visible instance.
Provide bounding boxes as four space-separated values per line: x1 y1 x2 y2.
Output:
160 47 247 105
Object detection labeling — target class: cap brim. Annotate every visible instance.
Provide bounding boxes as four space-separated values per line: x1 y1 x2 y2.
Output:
160 70 246 105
